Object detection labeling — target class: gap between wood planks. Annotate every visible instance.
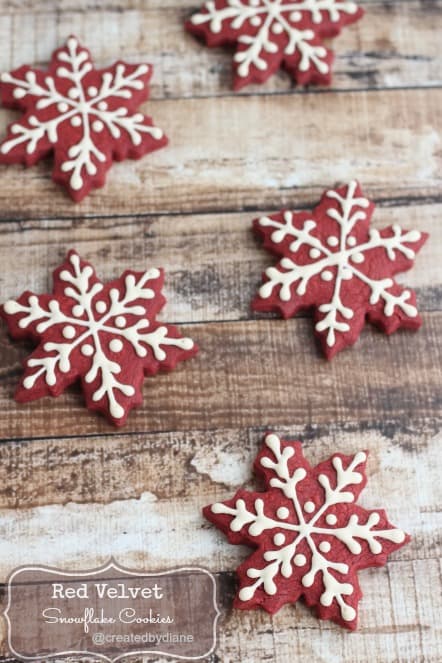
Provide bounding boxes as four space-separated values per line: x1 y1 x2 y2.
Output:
0 313 440 439
0 417 439 504
0 86 440 218
0 0 440 104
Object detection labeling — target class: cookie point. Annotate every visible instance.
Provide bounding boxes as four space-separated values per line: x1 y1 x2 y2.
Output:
238 586 255 602
3 300 19 314
265 433 280 447
355 451 367 465
182 338 194 351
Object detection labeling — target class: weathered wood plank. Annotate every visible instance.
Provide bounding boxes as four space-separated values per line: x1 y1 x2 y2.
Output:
0 200 438 325
0 87 440 218
0 421 440 661
0 0 433 13
0 1 439 662
0 2 440 102
0 313 440 438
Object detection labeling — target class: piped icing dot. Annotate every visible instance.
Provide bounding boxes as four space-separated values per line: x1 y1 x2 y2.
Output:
290 10 302 22
272 22 283 34
321 270 333 282
72 304 84 318
294 554 307 567
81 343 94 357
115 316 126 329
68 87 80 99
327 235 339 247
351 252 364 264
98 101 108 111
88 85 98 97
70 115 82 127
250 15 262 27
309 248 321 259
95 300 107 314
276 506 289 520
326 514 337 526
273 533 285 546
62 325 76 339
109 339 123 353
319 541 331 553
92 120 104 132
57 102 68 113
304 501 315 513
347 236 357 247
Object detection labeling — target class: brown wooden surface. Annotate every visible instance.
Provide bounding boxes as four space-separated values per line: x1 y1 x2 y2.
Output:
0 1 441 662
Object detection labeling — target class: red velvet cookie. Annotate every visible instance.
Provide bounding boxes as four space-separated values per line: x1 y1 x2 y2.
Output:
0 36 167 201
253 181 428 358
204 433 409 629
186 0 364 89
1 251 197 426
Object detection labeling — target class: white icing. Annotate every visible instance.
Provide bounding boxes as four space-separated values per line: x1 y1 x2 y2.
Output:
95 300 107 314
273 533 285 546
0 37 164 192
320 269 333 282
109 339 123 353
72 304 84 317
277 506 289 519
5 253 194 419
62 325 76 339
211 434 405 622
191 0 359 78
258 181 422 347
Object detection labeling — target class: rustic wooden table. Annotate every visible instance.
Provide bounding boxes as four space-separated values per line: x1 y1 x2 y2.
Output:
0 1 440 661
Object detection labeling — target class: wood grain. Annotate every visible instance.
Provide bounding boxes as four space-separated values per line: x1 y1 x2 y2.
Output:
0 313 440 439
0 87 440 218
0 199 439 323
0 2 441 102
0 1 440 662
0 420 440 662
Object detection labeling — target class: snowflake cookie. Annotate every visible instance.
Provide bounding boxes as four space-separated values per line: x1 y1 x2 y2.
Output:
0 251 197 426
204 433 409 629
253 181 428 358
0 36 167 201
186 0 364 89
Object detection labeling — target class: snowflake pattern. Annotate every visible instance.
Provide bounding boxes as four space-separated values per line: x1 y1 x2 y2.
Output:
0 36 167 201
205 433 409 629
0 251 197 426
253 181 428 358
187 0 364 89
